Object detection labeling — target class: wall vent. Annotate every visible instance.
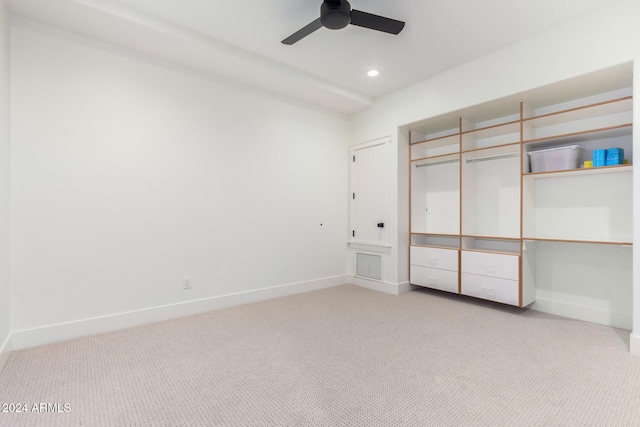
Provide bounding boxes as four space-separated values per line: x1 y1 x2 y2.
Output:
355 252 382 281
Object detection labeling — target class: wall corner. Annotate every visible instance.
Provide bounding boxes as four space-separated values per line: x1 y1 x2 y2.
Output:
630 332 640 357
0 333 12 374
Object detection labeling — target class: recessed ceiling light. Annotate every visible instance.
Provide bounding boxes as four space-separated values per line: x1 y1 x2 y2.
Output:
367 70 380 77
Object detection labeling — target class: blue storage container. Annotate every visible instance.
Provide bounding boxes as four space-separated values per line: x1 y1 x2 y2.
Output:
592 149 606 167
605 147 624 166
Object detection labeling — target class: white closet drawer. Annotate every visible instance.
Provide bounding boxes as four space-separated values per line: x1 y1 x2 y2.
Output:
410 265 459 293
410 246 458 271
461 273 519 306
461 251 519 280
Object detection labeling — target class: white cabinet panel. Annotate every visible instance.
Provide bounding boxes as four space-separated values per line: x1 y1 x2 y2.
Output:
410 246 458 271
411 265 458 294
461 273 519 306
461 251 519 280
411 159 460 235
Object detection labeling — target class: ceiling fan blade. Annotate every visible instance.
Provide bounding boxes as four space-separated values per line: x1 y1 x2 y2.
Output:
282 18 323 45
350 10 405 35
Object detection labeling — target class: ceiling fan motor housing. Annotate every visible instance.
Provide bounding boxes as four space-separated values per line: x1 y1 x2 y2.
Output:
321 0 351 30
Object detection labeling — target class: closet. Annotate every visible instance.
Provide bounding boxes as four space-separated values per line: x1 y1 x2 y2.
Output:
407 63 634 328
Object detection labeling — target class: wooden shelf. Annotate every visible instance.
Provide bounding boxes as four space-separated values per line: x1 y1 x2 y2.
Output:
462 234 520 241
523 96 632 127
410 243 460 250
522 123 632 148
411 232 460 237
461 120 520 139
523 237 633 246
411 134 460 161
460 247 521 256
411 233 460 249
523 164 632 179
410 132 459 146
462 236 521 255
462 121 520 151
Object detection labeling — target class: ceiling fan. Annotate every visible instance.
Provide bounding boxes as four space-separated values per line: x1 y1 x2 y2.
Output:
282 0 405 45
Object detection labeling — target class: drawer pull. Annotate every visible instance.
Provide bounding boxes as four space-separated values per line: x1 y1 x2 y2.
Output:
481 263 495 273
427 276 438 285
481 286 496 297
428 257 438 266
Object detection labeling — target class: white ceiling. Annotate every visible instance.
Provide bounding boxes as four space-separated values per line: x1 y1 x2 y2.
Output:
6 0 625 114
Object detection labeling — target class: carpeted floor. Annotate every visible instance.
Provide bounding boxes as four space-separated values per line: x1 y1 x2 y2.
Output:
1 284 639 426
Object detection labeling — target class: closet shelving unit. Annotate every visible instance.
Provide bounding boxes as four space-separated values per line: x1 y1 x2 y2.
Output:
521 95 633 245
408 66 634 324
409 120 461 295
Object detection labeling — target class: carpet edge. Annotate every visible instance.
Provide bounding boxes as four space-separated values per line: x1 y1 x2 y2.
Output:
10 275 349 350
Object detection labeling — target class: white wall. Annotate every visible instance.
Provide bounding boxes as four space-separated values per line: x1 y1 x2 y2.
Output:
353 0 640 143
9 19 350 348
351 0 640 353
0 0 12 370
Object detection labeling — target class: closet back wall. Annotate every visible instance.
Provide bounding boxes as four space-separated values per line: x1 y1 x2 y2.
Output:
10 20 350 347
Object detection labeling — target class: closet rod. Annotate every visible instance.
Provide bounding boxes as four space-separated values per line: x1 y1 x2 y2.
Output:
415 158 458 168
465 152 519 163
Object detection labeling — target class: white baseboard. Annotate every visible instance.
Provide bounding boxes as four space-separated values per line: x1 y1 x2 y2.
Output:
631 333 640 357
397 281 413 294
11 275 348 351
0 333 12 374
530 297 632 331
349 276 409 295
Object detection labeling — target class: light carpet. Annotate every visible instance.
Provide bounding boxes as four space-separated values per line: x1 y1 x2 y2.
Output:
1 284 639 426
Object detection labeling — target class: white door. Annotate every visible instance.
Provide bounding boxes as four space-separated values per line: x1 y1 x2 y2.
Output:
350 139 390 245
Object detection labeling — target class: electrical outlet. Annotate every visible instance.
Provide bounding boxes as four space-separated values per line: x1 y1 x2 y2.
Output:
183 276 191 290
